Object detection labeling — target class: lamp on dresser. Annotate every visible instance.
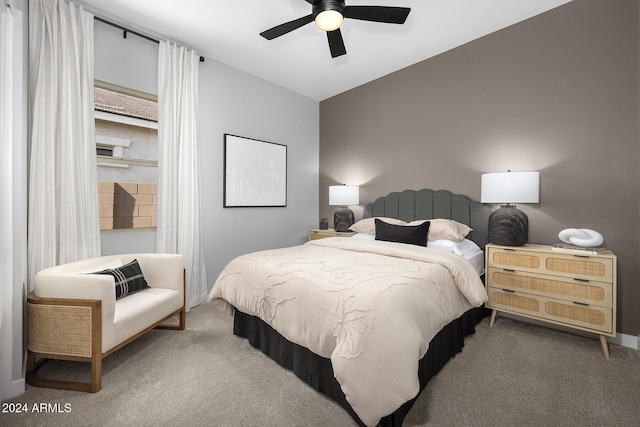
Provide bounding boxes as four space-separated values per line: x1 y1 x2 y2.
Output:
481 171 539 246
329 184 359 232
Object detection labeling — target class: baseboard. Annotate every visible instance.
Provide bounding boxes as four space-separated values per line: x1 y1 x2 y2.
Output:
498 312 638 350
11 377 25 399
608 333 639 350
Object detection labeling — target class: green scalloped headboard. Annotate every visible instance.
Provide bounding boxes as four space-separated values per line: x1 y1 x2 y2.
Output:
362 189 490 248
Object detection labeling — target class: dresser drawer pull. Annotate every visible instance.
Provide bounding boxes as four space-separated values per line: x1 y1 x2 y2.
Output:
573 254 590 259
573 301 589 307
501 289 515 293
573 278 590 283
502 269 516 273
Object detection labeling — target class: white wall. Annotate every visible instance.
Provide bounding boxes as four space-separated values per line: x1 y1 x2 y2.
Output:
0 0 27 401
94 19 158 96
199 59 319 285
93 16 319 288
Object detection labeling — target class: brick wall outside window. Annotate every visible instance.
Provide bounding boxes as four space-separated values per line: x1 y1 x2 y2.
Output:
99 181 157 230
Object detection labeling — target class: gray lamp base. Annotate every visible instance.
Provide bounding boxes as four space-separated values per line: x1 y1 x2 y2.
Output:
489 204 529 246
333 206 355 232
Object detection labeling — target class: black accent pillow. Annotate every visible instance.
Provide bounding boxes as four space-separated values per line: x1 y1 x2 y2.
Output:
93 259 150 299
375 219 430 247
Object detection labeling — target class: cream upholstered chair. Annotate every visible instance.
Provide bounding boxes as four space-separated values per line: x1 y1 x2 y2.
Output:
26 253 185 393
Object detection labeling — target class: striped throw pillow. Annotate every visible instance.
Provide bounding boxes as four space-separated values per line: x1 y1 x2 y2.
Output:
93 259 150 299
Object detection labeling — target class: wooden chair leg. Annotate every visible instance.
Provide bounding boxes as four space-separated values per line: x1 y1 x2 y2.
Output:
156 308 186 330
156 270 186 331
179 307 186 330
90 355 102 392
26 351 101 393
25 352 39 382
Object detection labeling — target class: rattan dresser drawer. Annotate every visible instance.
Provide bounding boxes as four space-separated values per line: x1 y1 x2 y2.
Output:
485 243 617 359
487 288 613 334
487 288 541 315
487 245 614 282
486 267 613 307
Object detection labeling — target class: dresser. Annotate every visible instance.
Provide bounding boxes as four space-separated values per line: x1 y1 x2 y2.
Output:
308 228 356 241
485 243 617 359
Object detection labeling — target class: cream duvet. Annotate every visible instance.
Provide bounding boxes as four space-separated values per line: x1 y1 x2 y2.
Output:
209 237 488 426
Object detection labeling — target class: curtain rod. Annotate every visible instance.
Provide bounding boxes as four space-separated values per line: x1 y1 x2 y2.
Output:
94 16 204 62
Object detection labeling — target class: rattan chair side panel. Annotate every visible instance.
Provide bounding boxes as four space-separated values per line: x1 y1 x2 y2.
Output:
27 294 101 359
27 303 93 357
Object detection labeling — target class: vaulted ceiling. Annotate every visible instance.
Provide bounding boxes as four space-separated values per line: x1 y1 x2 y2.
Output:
76 0 572 101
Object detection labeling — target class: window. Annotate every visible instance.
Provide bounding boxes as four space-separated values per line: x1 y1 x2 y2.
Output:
96 146 114 157
94 81 158 230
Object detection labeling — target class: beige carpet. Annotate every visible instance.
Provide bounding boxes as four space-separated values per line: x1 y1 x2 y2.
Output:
2 304 639 427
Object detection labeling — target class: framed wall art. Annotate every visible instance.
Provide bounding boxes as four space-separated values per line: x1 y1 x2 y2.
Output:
224 134 287 207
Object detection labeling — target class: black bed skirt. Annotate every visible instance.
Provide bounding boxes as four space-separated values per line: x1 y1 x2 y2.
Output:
233 306 488 427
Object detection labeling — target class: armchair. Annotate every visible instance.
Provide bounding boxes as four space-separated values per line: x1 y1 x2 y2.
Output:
26 253 185 393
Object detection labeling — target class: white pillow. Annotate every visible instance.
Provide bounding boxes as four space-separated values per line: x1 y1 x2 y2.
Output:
349 217 407 235
427 238 483 257
408 218 472 242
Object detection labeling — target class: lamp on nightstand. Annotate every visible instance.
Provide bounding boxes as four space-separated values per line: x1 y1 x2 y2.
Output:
481 171 539 246
329 185 359 232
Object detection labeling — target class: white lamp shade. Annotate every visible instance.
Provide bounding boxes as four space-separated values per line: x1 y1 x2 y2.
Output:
329 185 359 206
481 171 540 204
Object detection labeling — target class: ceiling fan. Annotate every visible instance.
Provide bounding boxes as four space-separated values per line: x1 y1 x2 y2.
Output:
260 0 411 58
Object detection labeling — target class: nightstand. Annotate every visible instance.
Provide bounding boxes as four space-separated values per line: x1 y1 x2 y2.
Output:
308 229 356 241
485 243 617 359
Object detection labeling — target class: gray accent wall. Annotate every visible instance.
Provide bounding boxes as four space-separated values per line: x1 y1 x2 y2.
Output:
319 0 640 336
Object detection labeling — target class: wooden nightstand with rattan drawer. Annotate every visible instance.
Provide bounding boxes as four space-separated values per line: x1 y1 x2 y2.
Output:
308 229 356 241
485 243 617 359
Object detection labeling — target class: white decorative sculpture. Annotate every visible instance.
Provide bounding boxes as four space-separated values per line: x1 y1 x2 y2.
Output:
558 228 604 247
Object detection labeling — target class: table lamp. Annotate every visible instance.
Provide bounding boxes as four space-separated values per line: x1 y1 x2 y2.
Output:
329 185 359 232
481 171 539 246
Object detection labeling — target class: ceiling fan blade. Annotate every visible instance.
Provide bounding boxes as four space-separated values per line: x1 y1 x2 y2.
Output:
327 29 346 58
260 14 314 40
345 6 411 24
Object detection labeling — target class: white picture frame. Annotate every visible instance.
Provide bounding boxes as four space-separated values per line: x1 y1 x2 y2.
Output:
224 134 287 207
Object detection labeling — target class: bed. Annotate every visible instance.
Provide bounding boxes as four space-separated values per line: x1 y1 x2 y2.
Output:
210 189 490 426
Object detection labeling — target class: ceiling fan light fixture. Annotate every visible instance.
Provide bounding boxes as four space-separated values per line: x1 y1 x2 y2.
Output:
312 1 346 32
315 10 344 32
260 0 410 58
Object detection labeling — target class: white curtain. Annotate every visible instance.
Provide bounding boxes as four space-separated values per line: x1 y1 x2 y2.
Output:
156 41 208 310
1 0 16 335
28 0 99 287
